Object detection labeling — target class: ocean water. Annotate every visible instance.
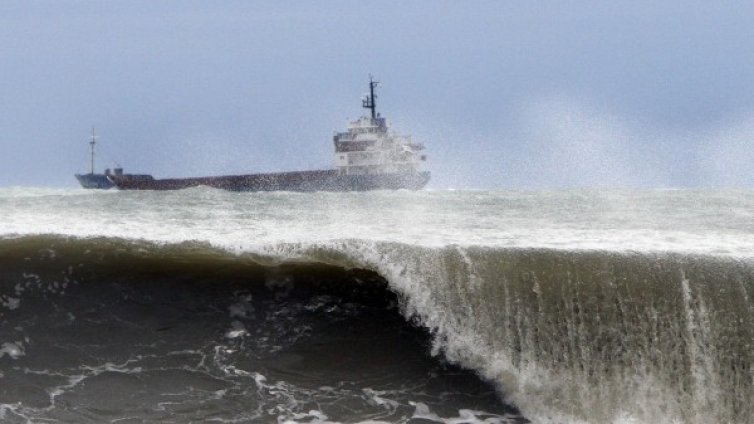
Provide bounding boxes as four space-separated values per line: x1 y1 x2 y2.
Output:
1 187 753 423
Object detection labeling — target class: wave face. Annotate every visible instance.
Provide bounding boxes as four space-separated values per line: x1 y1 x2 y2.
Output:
2 188 754 423
275 241 754 424
389 246 754 424
0 236 522 423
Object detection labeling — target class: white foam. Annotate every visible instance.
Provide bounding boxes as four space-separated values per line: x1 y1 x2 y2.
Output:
2 189 754 257
0 296 20 310
225 320 249 339
0 342 24 360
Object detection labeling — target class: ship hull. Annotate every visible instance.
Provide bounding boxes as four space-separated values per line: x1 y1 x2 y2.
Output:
110 170 430 192
75 173 115 189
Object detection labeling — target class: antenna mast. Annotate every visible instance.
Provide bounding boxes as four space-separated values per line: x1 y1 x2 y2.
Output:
89 127 97 175
362 75 378 120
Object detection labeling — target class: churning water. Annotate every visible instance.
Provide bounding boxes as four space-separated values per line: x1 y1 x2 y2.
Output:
1 187 753 423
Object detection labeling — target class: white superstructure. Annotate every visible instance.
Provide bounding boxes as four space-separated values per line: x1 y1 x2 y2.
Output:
332 78 427 176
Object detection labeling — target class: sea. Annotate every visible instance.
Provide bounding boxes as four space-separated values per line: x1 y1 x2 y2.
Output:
1 187 753 424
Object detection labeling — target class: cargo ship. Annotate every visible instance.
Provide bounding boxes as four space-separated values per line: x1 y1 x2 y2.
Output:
74 128 148 189
109 78 430 192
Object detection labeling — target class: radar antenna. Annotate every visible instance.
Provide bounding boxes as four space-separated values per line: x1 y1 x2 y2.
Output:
89 127 98 175
362 75 379 120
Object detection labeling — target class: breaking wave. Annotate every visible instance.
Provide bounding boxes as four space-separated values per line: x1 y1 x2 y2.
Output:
2 234 753 423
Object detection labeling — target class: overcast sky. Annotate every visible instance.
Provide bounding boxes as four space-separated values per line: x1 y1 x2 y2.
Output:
2 1 754 188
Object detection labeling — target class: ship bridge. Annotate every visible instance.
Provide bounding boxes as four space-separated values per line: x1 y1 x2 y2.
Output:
332 78 427 176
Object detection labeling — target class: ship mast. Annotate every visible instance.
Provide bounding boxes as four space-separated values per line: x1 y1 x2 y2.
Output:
362 75 378 120
89 127 97 175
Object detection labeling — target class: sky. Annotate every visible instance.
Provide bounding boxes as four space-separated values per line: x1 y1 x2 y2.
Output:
2 1 754 189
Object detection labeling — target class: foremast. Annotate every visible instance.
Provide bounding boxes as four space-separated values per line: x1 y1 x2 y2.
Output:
88 127 97 175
